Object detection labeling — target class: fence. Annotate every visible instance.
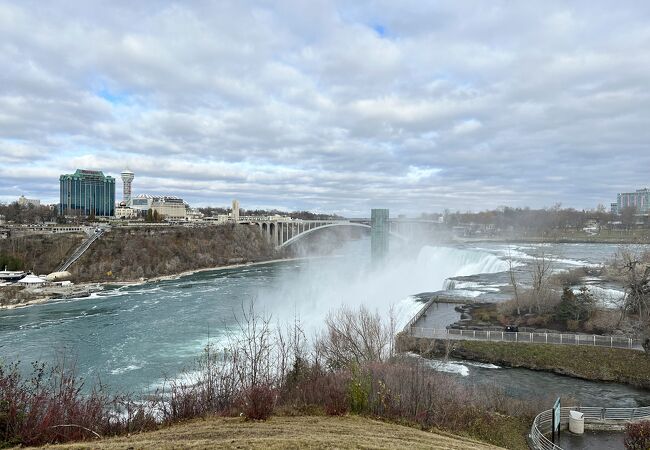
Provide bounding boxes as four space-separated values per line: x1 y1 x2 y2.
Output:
409 327 643 350
402 297 436 332
530 406 650 450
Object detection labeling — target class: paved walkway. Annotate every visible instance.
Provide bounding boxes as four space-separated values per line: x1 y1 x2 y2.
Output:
557 429 624 450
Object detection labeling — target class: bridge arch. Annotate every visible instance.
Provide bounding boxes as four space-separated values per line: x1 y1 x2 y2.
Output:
278 222 407 249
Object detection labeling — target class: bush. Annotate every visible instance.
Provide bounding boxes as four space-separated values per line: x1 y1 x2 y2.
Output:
0 360 156 447
584 309 620 334
348 368 371 414
554 287 595 323
240 384 276 420
625 420 650 450
566 319 580 331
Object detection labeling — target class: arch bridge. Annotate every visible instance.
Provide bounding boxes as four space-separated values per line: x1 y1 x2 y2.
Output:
239 213 440 251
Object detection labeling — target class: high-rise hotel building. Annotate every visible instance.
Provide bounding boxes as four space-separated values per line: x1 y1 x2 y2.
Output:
59 169 116 216
611 188 650 215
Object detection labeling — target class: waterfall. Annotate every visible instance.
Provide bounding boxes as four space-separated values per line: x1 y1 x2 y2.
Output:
262 244 510 333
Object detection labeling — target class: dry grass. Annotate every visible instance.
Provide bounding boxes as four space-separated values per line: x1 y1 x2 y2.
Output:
34 415 505 450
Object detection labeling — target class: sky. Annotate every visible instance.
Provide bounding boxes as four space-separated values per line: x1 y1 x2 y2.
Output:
1 1 649 217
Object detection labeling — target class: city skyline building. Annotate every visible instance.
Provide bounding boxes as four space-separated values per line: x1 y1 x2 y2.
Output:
59 169 115 216
120 169 135 206
232 199 240 221
611 188 650 215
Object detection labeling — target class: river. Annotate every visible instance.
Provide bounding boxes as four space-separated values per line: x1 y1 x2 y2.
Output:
0 239 647 406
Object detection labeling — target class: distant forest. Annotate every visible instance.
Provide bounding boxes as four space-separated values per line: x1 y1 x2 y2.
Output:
427 204 645 231
197 207 344 221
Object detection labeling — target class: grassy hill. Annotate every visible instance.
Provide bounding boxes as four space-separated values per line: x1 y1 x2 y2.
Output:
35 415 505 450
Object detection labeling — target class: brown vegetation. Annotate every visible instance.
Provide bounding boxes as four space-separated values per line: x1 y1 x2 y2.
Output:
69 224 275 282
0 233 84 274
0 304 533 449
624 420 650 450
35 415 505 450
0 202 58 225
604 248 650 352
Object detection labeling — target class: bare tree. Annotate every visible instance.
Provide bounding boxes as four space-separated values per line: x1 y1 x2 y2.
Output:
506 247 522 316
530 250 554 313
274 313 307 385
315 305 396 370
228 299 275 388
614 248 650 352
620 206 638 230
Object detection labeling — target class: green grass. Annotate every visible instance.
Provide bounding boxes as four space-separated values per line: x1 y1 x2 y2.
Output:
452 341 650 387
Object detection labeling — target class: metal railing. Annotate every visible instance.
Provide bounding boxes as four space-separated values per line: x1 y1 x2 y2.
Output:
409 327 643 350
530 406 650 450
402 297 436 332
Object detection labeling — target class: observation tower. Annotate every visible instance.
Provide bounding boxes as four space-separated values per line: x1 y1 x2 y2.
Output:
120 169 135 206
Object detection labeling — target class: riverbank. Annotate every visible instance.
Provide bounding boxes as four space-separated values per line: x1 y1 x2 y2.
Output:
398 336 650 388
0 255 309 310
457 229 650 244
105 255 309 286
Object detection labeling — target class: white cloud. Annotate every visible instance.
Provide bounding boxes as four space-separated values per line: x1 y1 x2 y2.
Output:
452 119 482 135
0 0 649 215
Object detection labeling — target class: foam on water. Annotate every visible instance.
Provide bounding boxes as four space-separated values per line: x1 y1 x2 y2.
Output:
430 361 469 376
110 365 142 375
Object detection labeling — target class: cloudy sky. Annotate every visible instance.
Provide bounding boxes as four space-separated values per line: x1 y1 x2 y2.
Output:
1 1 649 216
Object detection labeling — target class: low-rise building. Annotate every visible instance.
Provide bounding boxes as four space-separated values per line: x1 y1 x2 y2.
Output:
151 196 187 220
186 209 204 221
17 195 41 207
131 194 187 220
115 202 138 219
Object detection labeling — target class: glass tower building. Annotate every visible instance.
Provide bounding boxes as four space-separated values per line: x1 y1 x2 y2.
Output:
59 169 116 216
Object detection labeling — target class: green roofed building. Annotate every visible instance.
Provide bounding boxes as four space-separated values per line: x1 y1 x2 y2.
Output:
59 169 115 217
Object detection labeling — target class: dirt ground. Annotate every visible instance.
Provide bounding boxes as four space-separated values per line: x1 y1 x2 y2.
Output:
35 415 505 450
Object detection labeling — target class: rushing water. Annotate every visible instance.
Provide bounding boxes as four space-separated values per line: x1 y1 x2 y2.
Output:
0 239 647 406
424 357 650 407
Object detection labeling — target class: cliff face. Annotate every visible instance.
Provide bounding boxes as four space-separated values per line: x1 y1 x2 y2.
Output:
0 233 85 274
69 224 276 282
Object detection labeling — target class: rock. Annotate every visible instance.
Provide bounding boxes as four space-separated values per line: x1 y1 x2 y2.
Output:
45 271 72 281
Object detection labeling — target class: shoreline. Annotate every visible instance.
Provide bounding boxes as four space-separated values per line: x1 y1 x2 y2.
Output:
456 237 650 245
0 256 321 311
105 256 311 286
399 336 650 389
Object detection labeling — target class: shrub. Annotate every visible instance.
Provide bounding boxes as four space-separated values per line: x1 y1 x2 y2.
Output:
323 379 349 416
0 360 156 447
240 384 276 420
554 287 595 323
283 368 350 416
348 368 371 414
566 319 580 331
625 420 650 450
584 309 620 334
